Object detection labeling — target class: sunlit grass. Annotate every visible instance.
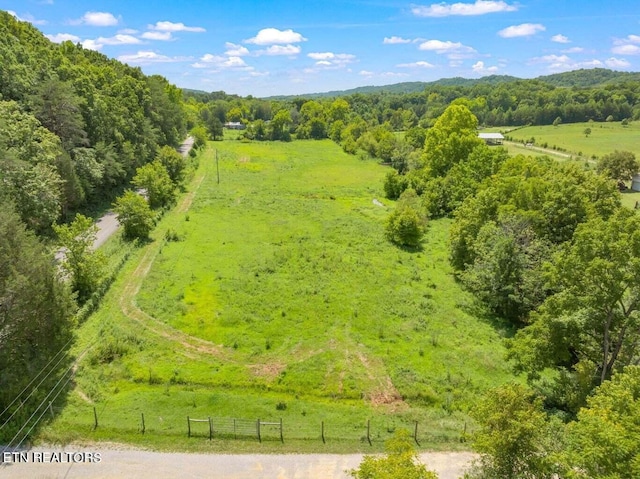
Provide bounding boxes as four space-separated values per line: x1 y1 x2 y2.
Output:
42 139 516 452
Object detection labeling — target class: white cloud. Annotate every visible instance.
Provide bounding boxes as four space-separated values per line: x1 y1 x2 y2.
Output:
249 71 270 77
384 36 411 44
498 23 545 38
141 31 173 41
531 54 605 72
307 52 356 67
8 10 47 25
82 34 142 50
535 54 571 63
81 39 102 51
244 28 307 45
396 61 434 68
192 54 252 70
418 40 476 58
45 33 81 43
613 35 640 45
223 56 249 68
308 52 334 60
71 11 119 27
381 72 409 78
148 21 205 33
200 53 223 63
118 51 190 64
412 0 517 17
118 28 138 34
551 34 570 43
580 60 604 68
359 70 374 76
605 57 631 68
224 42 249 56
258 44 301 56
563 47 584 53
98 34 142 45
612 44 640 55
472 60 498 73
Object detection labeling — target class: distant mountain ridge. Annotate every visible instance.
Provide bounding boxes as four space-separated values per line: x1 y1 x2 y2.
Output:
259 68 640 100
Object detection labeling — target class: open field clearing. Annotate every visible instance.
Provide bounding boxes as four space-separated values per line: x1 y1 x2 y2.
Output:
504 121 640 160
41 140 515 452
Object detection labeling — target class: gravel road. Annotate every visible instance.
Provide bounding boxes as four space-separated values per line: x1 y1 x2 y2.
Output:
0 447 475 478
86 137 194 251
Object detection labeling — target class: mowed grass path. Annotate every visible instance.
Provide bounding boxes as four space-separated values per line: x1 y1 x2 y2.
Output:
44 140 514 451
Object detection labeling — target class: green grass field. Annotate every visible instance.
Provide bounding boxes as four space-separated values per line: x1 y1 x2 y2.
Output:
41 139 516 452
503 121 640 160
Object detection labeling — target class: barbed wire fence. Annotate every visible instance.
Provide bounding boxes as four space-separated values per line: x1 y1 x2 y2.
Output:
58 405 470 447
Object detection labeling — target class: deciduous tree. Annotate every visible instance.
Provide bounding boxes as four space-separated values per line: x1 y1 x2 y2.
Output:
53 214 105 303
565 366 640 479
350 430 438 479
468 384 563 479
113 190 155 240
385 189 427 247
597 150 639 182
508 209 640 408
132 161 175 209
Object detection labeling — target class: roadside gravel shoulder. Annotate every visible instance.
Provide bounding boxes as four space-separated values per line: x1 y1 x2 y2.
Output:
1 445 475 479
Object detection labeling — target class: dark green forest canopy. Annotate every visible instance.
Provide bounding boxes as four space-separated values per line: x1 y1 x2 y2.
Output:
0 11 187 228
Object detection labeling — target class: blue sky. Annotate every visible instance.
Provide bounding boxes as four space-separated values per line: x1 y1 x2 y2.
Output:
4 0 640 97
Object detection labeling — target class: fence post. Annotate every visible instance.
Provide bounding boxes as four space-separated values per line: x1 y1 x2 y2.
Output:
280 418 283 443
187 416 191 438
208 417 213 440
48 401 54 419
216 149 220 184
321 421 325 444
366 419 372 446
414 421 420 446
93 406 98 430
257 419 261 443
234 418 237 440
141 413 145 434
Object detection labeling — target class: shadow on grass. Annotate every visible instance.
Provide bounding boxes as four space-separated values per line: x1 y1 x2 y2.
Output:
393 243 424 253
452 285 518 339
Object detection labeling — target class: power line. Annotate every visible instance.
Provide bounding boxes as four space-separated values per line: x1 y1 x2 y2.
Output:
1 341 95 454
13 371 75 452
0 336 74 429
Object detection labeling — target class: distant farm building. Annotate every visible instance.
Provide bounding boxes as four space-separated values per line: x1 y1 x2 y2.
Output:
631 174 640 192
478 132 504 145
224 122 245 130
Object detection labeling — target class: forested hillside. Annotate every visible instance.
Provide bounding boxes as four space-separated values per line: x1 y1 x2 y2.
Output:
0 10 188 443
0 11 186 230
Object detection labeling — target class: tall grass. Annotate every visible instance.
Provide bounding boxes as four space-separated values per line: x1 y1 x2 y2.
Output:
41 139 516 452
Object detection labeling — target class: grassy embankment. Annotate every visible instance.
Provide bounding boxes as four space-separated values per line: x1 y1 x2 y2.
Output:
41 138 516 453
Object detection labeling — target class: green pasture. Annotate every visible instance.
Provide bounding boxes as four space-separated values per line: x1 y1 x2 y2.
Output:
504 121 640 159
41 139 515 452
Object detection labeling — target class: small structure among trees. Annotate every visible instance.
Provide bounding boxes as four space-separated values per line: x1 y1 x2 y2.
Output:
224 122 245 130
478 132 504 145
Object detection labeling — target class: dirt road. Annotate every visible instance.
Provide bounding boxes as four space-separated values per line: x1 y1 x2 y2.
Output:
0 447 475 478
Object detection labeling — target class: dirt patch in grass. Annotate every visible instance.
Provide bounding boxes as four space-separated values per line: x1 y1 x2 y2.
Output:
247 361 286 380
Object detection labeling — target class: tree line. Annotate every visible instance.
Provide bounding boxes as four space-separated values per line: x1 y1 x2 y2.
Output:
377 102 640 478
0 10 191 442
